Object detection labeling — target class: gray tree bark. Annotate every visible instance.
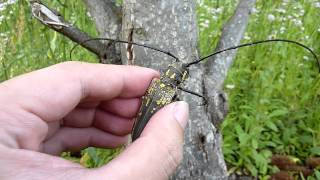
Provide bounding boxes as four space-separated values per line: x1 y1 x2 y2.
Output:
84 0 255 179
119 0 229 179
120 2 227 179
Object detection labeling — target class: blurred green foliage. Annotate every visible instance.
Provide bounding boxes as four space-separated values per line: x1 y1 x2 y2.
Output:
198 0 320 178
62 147 123 168
1 0 320 178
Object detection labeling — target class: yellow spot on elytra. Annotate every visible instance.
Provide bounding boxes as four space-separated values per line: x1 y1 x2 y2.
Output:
146 98 150 106
170 73 176 79
165 69 170 76
182 71 187 81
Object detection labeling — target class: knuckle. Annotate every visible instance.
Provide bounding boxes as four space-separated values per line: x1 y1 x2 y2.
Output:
56 61 83 69
166 143 183 168
160 140 183 177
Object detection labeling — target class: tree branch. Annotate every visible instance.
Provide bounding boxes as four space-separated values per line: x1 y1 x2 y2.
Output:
203 0 256 127
29 0 109 61
83 0 122 64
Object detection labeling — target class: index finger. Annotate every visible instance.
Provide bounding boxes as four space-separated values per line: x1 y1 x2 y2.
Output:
0 61 159 122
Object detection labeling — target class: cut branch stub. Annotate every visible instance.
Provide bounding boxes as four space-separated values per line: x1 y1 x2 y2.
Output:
30 0 110 62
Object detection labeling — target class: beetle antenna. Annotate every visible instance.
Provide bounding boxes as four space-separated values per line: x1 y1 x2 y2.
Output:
69 37 179 61
186 39 320 72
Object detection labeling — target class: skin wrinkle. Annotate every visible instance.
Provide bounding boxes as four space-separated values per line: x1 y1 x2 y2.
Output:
156 130 183 178
0 116 20 149
44 127 127 155
44 121 60 141
93 109 132 136
62 105 134 136
99 98 141 118
0 105 47 150
136 136 175 180
163 140 183 174
15 113 48 151
120 68 129 96
57 62 90 102
1 148 86 180
16 85 79 124
0 127 19 149
79 75 88 100
92 107 98 127
63 108 96 127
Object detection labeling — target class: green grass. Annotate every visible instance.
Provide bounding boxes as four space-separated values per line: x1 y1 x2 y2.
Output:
1 0 320 178
198 0 320 178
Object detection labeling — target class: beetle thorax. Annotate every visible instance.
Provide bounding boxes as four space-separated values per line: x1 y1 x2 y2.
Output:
160 62 188 86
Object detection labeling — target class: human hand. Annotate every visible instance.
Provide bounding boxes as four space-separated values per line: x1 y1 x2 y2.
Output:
0 62 189 180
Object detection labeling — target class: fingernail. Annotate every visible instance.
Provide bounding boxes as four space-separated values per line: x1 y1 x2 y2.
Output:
173 101 189 129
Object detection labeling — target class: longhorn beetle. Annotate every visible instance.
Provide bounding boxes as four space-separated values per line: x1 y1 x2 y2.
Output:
70 38 320 141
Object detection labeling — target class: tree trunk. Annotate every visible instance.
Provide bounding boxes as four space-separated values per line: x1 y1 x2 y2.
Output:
120 0 229 179
85 0 256 179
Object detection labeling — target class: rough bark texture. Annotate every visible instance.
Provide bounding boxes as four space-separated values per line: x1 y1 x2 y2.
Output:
121 0 229 179
119 0 256 179
83 0 122 64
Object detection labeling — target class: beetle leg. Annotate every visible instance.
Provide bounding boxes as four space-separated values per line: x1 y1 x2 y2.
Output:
178 87 207 106
172 94 180 101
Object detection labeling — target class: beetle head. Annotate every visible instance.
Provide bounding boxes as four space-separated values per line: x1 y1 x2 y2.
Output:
160 62 188 86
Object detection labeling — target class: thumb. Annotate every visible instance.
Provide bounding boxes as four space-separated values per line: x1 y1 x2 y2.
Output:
91 101 189 180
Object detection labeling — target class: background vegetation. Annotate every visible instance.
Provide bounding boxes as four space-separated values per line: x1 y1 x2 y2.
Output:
1 0 319 179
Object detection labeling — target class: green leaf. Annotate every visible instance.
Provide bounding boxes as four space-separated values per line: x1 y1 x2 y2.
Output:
315 170 320 180
265 120 278 132
262 141 277 148
310 147 320 156
87 147 99 166
50 31 57 52
268 109 288 118
252 139 258 149
299 135 313 144
245 163 258 177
